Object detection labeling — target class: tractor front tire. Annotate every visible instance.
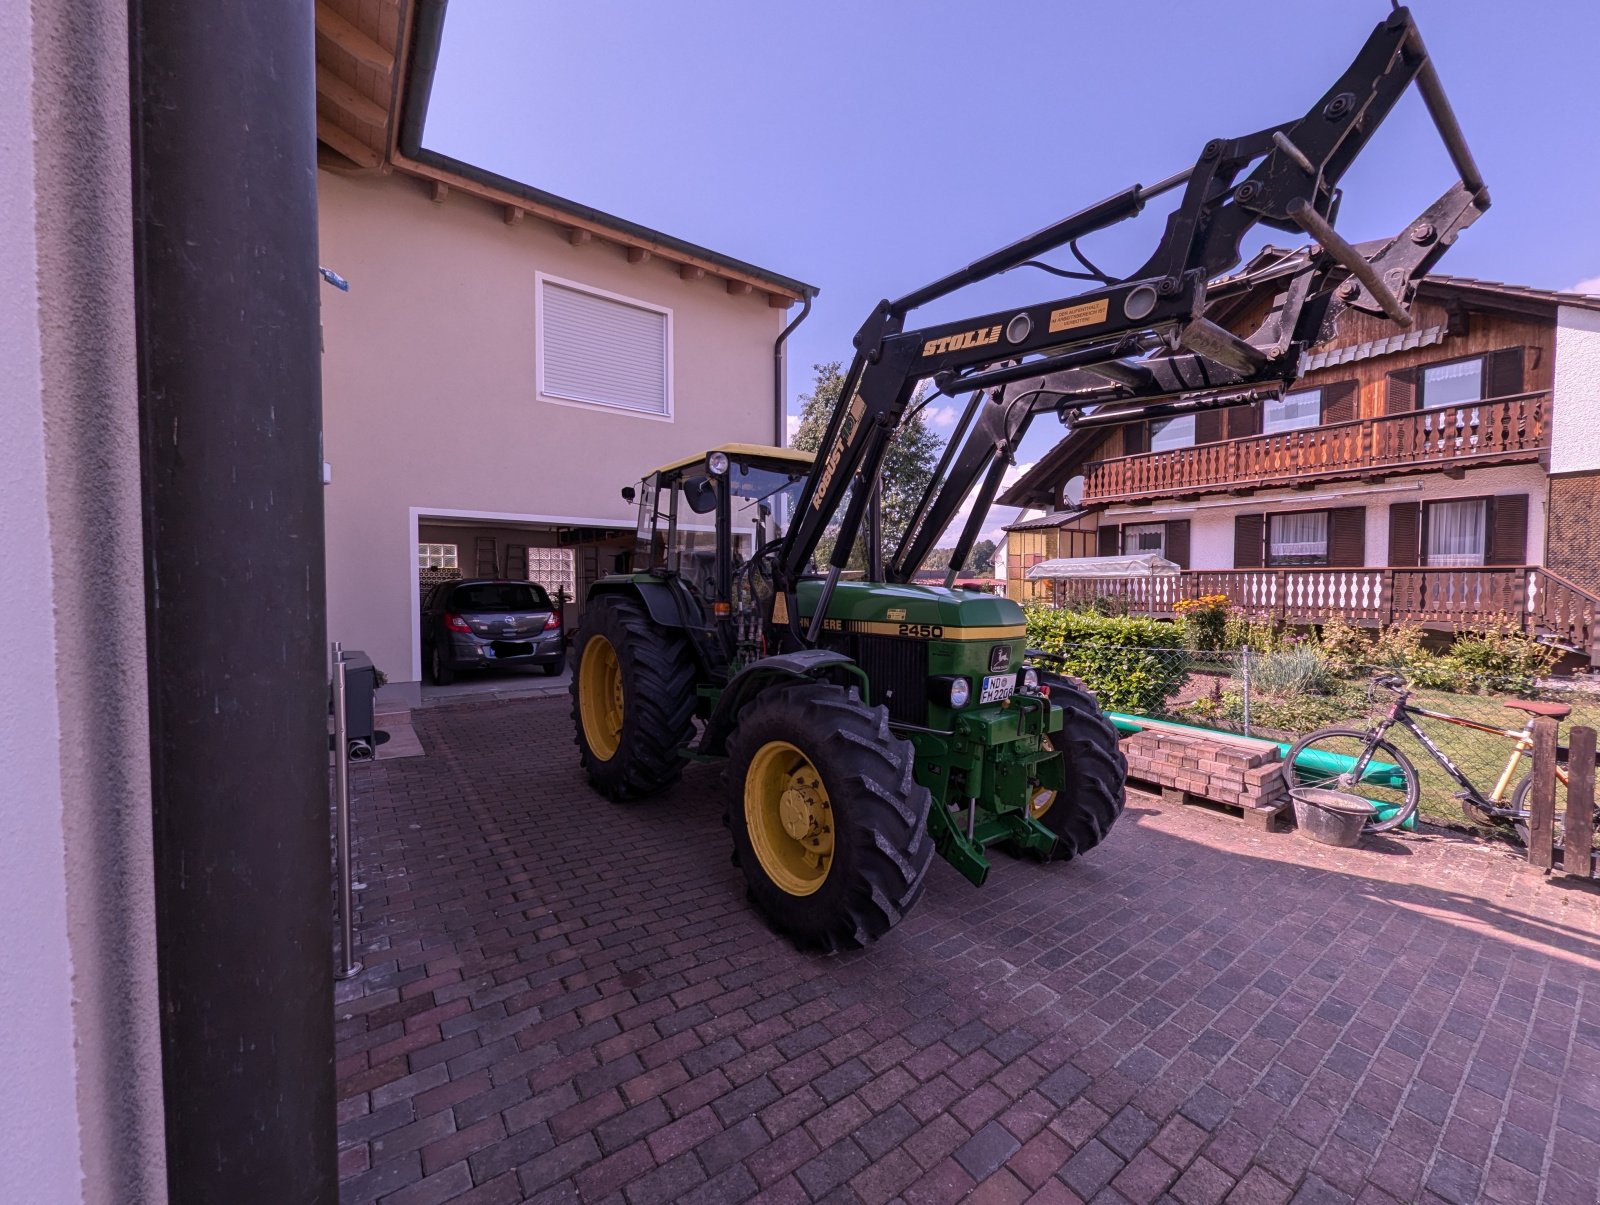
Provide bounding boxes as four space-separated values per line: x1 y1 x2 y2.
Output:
726 682 934 952
1033 672 1127 860
570 597 696 800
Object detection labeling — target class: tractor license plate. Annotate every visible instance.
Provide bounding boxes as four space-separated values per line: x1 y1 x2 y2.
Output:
980 673 1017 704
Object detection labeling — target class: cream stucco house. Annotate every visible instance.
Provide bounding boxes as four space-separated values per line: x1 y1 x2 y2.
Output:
315 0 816 702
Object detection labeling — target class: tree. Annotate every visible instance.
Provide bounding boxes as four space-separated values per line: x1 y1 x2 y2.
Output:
967 539 997 576
792 362 941 570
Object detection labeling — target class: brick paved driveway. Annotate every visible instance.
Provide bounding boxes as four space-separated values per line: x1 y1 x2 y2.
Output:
337 698 1600 1205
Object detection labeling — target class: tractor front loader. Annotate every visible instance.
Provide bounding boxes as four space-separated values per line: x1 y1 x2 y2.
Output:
571 8 1488 951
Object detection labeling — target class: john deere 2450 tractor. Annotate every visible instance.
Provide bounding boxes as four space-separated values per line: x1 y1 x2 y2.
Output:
571 8 1487 949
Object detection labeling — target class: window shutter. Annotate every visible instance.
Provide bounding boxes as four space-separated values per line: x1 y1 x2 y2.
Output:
1233 514 1264 568
1121 422 1148 455
541 280 669 414
1098 525 1121 556
1194 409 1224 445
1164 520 1191 569
1320 380 1359 425
1388 502 1421 566
1487 494 1528 566
1385 367 1420 414
1226 402 1262 440
1327 506 1366 567
1486 347 1525 400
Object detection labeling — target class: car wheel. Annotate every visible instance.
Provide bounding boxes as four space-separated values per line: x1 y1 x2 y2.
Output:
430 640 455 685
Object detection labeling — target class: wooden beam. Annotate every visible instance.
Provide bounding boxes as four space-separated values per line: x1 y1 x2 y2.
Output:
315 117 380 170
567 228 592 247
679 265 705 282
626 247 650 264
503 205 523 226
1442 466 1466 480
726 280 753 296
430 180 448 204
315 7 394 75
315 65 388 128
768 294 794 310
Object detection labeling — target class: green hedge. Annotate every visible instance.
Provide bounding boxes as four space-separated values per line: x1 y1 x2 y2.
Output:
1024 608 1189 714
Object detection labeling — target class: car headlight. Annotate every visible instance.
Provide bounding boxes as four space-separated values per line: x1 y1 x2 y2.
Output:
1022 667 1040 693
707 451 730 476
948 677 971 708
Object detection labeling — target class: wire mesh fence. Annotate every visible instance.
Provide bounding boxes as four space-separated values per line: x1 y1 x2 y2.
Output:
1036 640 1599 827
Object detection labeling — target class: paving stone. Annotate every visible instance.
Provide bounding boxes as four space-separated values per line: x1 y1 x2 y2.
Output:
955 1120 1023 1183
1060 1140 1126 1200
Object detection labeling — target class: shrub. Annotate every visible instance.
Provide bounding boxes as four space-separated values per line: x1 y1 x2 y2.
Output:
1316 615 1372 677
1442 621 1556 696
1250 643 1334 698
1174 593 1230 651
1221 613 1281 653
1024 607 1189 715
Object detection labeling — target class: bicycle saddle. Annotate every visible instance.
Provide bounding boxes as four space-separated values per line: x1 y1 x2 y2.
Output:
1503 699 1571 720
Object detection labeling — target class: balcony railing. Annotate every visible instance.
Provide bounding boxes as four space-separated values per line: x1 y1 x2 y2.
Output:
1047 565 1599 661
1082 392 1550 503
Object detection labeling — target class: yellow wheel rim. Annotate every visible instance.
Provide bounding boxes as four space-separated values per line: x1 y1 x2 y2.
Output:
744 741 835 897
578 635 624 760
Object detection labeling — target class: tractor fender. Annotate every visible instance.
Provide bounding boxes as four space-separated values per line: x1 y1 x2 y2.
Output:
587 577 697 630
698 650 867 759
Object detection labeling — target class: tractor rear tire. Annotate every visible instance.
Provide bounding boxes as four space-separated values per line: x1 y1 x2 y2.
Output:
726 682 934 952
1034 672 1127 861
570 596 697 801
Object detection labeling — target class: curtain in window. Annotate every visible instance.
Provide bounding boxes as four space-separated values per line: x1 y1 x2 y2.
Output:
1268 512 1328 562
1263 389 1321 434
1123 523 1165 554
1426 499 1486 566
1422 359 1483 409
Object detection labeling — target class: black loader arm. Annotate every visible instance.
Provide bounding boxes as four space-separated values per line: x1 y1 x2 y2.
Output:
775 6 1486 638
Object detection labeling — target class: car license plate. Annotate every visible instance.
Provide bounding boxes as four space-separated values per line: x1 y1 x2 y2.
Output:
980 673 1016 704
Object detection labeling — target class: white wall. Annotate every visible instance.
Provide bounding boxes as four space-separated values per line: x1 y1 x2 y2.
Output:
1105 463 1549 569
2 2 166 1200
318 170 793 683
1551 304 1600 475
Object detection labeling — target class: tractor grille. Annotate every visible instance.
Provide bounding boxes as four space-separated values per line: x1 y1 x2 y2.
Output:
853 635 927 725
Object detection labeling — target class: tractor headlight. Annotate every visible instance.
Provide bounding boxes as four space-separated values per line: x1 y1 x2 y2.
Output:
931 676 971 709
1022 667 1040 693
707 451 730 476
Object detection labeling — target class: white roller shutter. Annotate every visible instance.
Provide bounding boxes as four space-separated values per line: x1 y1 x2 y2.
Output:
539 278 670 416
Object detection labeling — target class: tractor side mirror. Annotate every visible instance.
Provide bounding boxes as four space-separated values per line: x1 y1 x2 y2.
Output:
683 475 718 515
620 486 636 502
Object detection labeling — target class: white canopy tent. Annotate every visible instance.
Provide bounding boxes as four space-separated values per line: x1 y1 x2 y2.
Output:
1026 553 1181 580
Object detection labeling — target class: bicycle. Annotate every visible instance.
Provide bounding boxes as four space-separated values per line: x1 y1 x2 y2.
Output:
1280 675 1574 839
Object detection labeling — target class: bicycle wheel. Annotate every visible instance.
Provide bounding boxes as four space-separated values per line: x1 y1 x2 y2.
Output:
1507 772 1591 848
1280 728 1420 834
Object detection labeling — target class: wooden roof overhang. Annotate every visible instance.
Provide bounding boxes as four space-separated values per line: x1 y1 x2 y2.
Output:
313 0 815 308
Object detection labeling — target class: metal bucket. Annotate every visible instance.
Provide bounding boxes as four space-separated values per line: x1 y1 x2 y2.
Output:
1290 787 1376 848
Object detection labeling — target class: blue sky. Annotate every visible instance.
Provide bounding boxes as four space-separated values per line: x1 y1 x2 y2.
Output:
423 0 1600 540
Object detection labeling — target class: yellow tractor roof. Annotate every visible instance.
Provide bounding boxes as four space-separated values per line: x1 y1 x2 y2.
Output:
649 443 814 476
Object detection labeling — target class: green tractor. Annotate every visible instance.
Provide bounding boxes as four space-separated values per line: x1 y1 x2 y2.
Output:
572 443 1123 950
571 6 1487 948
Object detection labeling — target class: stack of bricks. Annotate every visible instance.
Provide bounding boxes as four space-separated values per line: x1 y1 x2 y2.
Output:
1123 727 1288 829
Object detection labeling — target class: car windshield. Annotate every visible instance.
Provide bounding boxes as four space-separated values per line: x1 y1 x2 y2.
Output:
450 582 550 613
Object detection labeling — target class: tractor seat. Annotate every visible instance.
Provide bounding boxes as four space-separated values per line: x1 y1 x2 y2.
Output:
1503 699 1571 720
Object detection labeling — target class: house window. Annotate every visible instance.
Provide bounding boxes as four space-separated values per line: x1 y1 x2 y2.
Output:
418 542 458 569
1421 357 1483 409
1148 415 1195 452
1425 498 1487 566
1267 512 1329 566
538 275 672 418
527 547 576 600
1263 388 1321 434
1123 523 1166 557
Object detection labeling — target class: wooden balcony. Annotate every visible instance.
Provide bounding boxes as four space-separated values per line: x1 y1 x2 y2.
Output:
1082 392 1550 503
1049 565 1600 661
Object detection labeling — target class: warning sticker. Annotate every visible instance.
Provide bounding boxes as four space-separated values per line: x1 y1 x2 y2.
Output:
1048 298 1110 333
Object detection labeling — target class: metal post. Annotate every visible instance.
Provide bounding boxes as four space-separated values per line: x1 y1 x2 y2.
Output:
332 643 361 980
1235 649 1248 732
